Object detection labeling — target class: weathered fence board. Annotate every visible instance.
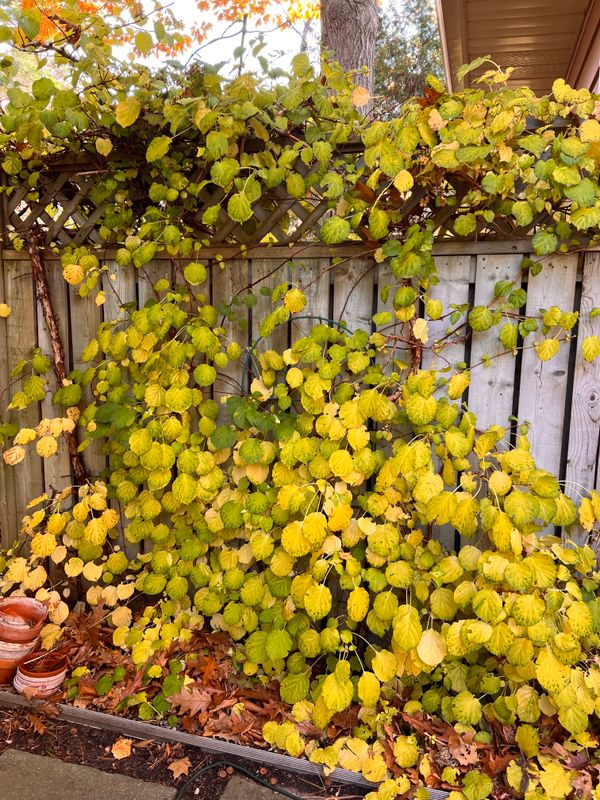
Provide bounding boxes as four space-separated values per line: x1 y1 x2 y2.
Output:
0 244 596 550
4 257 45 542
566 253 600 517
467 254 522 438
517 255 578 477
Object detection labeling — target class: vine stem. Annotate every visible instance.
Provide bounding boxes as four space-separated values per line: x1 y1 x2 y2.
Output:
28 228 88 486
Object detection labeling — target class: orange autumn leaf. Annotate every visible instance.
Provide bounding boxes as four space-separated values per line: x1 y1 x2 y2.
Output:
168 757 192 779
18 0 320 56
351 86 371 107
111 737 133 759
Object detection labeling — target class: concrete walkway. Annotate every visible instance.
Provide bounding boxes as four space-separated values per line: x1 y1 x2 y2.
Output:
0 749 298 800
0 749 176 800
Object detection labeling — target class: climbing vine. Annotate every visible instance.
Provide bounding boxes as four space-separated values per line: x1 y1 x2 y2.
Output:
0 11 600 797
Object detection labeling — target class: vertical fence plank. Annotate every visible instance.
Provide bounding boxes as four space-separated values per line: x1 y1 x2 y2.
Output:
137 260 172 308
212 260 250 399
468 254 522 435
4 258 45 535
37 263 72 496
69 282 105 480
422 256 473 551
0 254 16 545
566 252 600 541
423 255 473 372
332 258 374 333
101 261 138 558
102 260 137 323
517 255 578 475
376 261 410 374
290 257 330 341
250 257 289 362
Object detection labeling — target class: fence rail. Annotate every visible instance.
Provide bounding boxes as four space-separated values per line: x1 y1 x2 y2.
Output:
0 241 598 549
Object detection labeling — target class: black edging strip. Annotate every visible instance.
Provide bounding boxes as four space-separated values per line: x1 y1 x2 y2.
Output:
0 690 448 798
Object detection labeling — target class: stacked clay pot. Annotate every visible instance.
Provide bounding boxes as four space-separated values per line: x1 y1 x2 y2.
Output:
14 652 68 698
0 598 47 684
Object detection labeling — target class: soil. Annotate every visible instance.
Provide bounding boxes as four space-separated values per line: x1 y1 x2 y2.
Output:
0 709 365 800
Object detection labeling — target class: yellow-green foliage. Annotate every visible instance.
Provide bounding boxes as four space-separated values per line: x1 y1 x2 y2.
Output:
0 17 600 793
1 278 600 796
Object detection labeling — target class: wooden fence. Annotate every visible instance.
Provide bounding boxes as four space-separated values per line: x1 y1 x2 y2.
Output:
0 239 598 549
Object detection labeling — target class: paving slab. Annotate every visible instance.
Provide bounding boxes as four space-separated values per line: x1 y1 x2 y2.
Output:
0 749 175 800
220 774 302 800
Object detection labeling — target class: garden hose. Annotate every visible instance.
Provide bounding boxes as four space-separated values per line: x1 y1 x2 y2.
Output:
174 757 315 800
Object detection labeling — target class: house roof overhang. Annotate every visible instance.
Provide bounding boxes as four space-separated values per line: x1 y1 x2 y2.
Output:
435 0 600 94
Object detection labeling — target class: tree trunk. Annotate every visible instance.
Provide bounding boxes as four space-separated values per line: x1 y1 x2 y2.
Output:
321 0 379 98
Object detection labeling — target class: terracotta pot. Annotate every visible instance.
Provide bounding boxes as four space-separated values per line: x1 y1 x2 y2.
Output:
0 639 39 684
0 597 47 642
0 638 38 662
0 658 20 684
14 653 67 698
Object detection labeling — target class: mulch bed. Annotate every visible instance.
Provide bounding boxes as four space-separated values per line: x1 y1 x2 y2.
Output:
0 708 362 800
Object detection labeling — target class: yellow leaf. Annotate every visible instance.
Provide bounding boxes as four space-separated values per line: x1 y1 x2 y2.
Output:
23 565 47 591
50 546 67 564
40 623 63 650
412 318 429 344
65 557 84 577
6 557 28 583
31 532 57 558
36 436 58 459
115 97 141 128
49 600 69 624
111 606 132 628
372 649 397 682
534 338 560 362
393 170 414 193
416 629 447 666
580 498 595 532
14 428 36 445
82 561 103 582
0 303 11 318
117 582 136 600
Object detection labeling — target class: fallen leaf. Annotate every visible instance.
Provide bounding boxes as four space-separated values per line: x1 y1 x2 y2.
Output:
170 686 213 717
25 712 45 735
168 757 191 779
447 733 479 766
111 737 133 760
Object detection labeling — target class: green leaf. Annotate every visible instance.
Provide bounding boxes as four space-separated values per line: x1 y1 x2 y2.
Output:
368 208 389 239
172 473 198 505
320 216 351 244
183 262 207 286
469 306 494 332
211 159 239 187
564 177 596 206
531 229 558 255
512 201 533 227
206 131 228 160
135 31 154 54
462 771 493 800
279 672 309 704
266 629 292 660
227 192 252 223
115 97 141 128
146 136 171 162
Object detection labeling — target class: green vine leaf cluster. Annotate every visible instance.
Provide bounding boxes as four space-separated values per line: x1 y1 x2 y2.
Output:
0 52 599 368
